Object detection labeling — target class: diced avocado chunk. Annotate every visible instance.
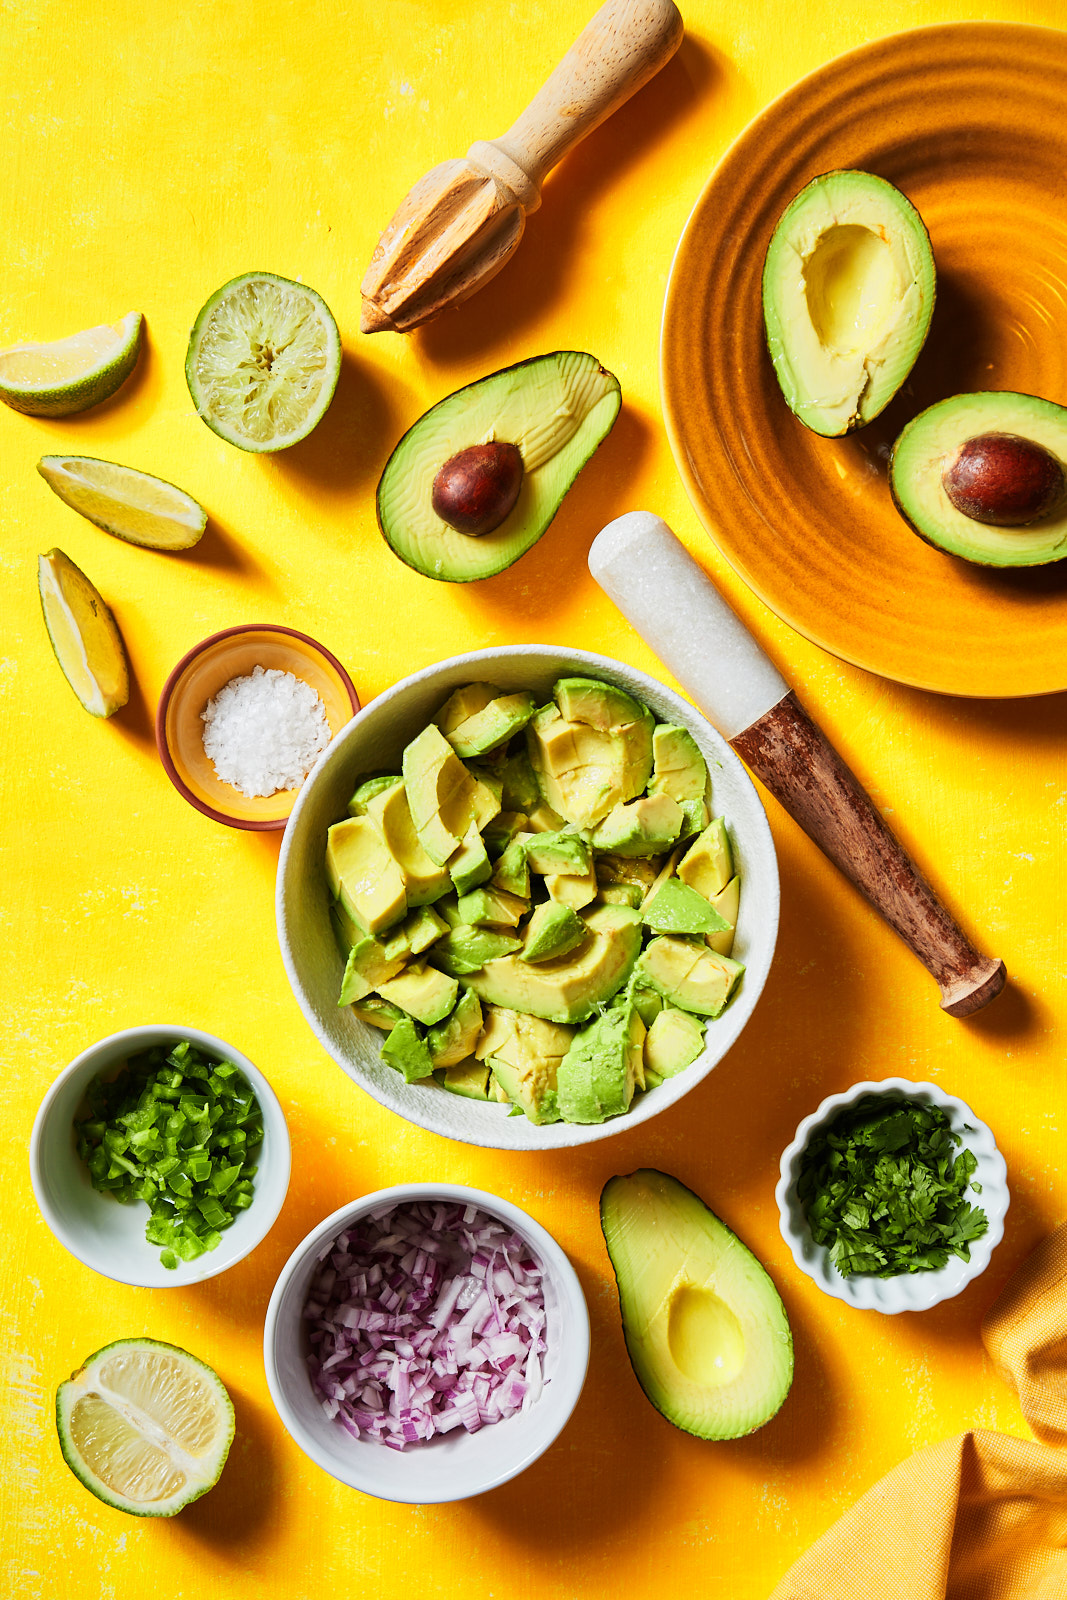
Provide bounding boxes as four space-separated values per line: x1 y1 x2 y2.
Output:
377 962 459 1026
330 903 361 957
500 749 541 813
326 816 407 935
522 901 586 964
637 936 744 1018
527 700 652 830
589 794 683 856
438 1062 492 1099
483 809 527 857
365 781 452 906
479 1008 575 1125
402 724 481 867
461 903 642 1024
524 830 592 877
400 903 450 954
556 1000 646 1123
347 775 402 815
546 864 598 910
596 853 662 892
598 882 643 909
428 986 484 1068
381 1015 435 1081
678 798 709 839
338 934 409 1006
626 967 664 1027
352 995 405 1030
445 691 536 758
491 836 530 898
455 884 528 928
525 799 567 833
448 823 492 895
433 683 499 735
649 725 708 803
643 1008 706 1078
642 879 731 937
554 677 648 731
431 926 523 976
677 817 733 900
707 875 740 957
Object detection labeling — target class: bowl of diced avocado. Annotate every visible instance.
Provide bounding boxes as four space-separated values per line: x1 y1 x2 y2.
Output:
277 646 779 1149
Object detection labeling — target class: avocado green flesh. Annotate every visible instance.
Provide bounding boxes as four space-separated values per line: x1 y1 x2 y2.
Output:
461 904 642 1024
600 1170 793 1439
763 170 935 437
889 391 1067 566
377 352 621 582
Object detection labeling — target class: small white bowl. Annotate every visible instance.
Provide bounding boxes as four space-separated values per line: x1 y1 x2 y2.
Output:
277 644 780 1150
776 1077 1009 1313
263 1183 590 1503
29 1024 291 1288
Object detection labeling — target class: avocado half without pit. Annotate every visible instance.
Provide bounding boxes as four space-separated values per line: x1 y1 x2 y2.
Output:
889 391 1067 566
377 351 621 582
762 169 936 437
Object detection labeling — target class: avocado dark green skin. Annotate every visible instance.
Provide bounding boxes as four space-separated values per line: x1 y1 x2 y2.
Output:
376 351 621 583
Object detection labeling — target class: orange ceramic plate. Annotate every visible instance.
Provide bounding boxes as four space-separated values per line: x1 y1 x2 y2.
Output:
661 22 1067 698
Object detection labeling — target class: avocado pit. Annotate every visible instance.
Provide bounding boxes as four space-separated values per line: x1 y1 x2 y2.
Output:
942 432 1065 527
431 442 524 538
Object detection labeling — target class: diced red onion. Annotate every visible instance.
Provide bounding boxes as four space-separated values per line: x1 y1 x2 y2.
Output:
303 1200 549 1450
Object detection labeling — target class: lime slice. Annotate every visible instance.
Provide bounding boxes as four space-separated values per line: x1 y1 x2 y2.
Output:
186 272 341 452
0 311 142 417
38 548 129 717
37 455 207 551
56 1338 234 1517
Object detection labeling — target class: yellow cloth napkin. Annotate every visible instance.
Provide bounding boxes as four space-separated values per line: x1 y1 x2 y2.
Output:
770 1223 1067 1600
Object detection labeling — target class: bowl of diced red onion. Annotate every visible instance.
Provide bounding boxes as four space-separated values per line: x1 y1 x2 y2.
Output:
155 624 359 830
263 1183 590 1502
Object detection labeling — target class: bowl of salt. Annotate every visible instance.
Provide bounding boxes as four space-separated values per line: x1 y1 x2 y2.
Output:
156 625 360 829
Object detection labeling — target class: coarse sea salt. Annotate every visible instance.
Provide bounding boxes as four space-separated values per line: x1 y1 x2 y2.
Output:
201 665 330 798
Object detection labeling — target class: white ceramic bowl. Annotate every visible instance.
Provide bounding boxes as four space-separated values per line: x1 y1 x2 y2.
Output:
29 1024 291 1288
776 1077 1009 1313
263 1183 589 1503
277 644 779 1149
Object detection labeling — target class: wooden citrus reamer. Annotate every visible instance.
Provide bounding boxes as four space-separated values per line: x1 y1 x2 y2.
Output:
360 0 684 334
589 513 1007 1017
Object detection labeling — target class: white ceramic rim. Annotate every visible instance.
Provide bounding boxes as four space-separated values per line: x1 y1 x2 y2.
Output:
776 1077 1009 1313
276 643 780 1150
263 1182 590 1503
28 1023 292 1288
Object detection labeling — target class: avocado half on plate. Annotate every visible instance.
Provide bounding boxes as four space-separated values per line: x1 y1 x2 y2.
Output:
762 169 936 437
376 350 621 582
889 390 1067 566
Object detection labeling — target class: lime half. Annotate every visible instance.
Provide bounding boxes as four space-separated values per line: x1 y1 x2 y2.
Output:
186 272 341 452
38 455 207 551
38 548 129 717
56 1338 234 1517
0 311 142 417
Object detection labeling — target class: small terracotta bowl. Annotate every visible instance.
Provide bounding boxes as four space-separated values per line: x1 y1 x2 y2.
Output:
156 625 360 830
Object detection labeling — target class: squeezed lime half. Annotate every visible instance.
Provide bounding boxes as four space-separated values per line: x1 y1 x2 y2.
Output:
186 271 341 452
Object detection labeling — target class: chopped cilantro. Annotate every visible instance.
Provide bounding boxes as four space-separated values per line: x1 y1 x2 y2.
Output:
796 1094 988 1278
75 1041 262 1268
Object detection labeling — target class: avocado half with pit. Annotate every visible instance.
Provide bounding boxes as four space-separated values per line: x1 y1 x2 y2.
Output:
377 351 621 582
762 170 936 437
889 391 1067 566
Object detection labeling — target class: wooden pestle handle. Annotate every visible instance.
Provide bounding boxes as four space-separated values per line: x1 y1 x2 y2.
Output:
485 0 684 195
731 692 1007 1018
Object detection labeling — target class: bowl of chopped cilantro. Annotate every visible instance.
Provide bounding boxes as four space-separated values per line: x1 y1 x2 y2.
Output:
30 1025 291 1286
776 1078 1008 1313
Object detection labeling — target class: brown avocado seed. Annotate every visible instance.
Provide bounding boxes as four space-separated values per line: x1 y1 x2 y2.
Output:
431 442 524 538
942 432 1066 527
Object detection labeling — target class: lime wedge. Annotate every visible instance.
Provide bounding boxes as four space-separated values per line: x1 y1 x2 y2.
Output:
56 1338 234 1517
38 548 129 717
38 455 207 551
0 311 142 417
186 272 341 452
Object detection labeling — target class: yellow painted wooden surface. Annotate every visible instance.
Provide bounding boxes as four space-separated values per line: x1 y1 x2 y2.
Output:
2 0 1065 1594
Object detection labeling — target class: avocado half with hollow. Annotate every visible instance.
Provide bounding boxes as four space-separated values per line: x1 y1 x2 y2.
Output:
600 1170 793 1439
376 351 621 582
762 170 936 437
889 391 1067 566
